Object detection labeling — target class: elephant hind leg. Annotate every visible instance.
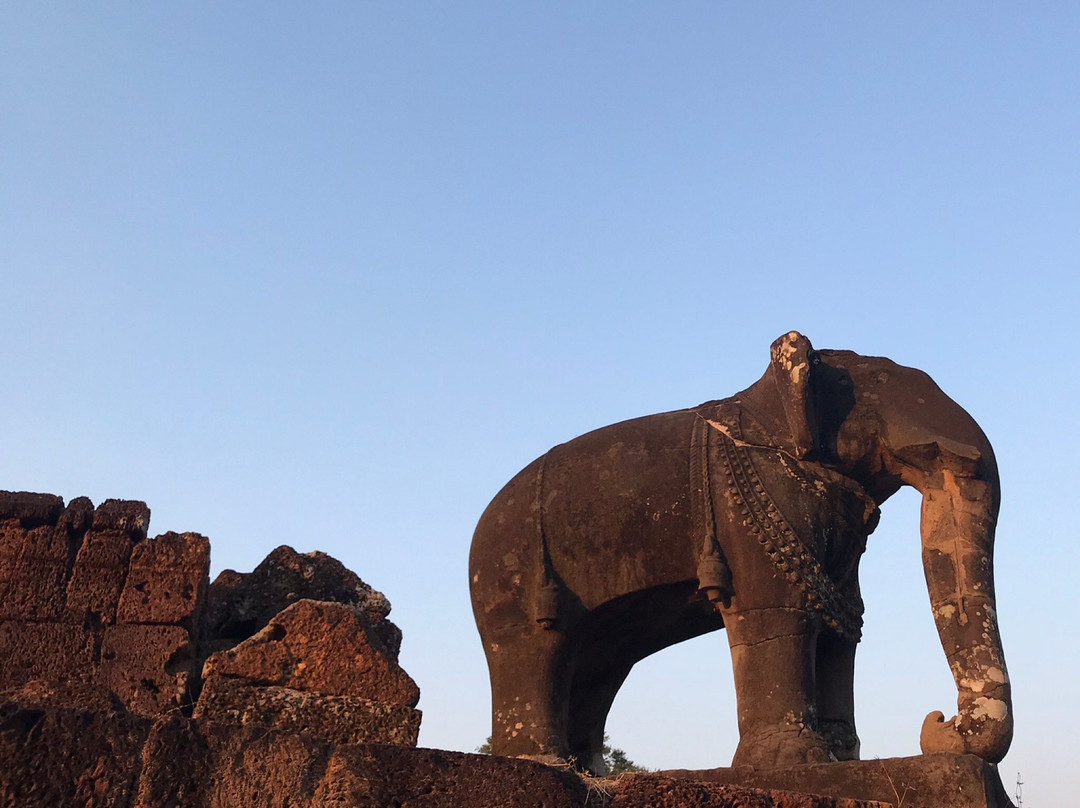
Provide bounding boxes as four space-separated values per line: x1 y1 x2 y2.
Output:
562 583 723 773
566 662 634 775
486 628 573 761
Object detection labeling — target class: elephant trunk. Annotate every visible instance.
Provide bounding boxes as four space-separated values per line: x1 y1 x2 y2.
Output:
916 460 1012 763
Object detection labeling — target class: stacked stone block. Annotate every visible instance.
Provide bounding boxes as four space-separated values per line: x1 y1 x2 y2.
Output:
0 491 208 716
0 493 71 622
201 544 401 658
0 491 420 750
195 548 421 746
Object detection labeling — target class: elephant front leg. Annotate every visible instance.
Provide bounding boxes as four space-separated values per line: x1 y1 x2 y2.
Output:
815 629 860 760
726 607 832 768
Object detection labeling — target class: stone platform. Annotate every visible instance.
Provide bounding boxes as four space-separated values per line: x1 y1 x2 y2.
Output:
0 703 891 808
657 754 1014 808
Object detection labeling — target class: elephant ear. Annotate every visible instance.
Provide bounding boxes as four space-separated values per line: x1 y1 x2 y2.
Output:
768 331 819 459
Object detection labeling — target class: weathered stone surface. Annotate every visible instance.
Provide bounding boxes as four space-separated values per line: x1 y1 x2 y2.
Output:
93 499 151 541
58 495 94 534
66 529 135 624
137 717 590 808
369 613 403 662
0 703 908 808
660 755 1014 808
194 674 421 746
135 716 327 808
203 599 419 708
340 744 593 808
117 531 210 630
0 490 64 527
1 678 127 714
0 497 93 621
99 624 195 716
203 545 400 658
611 775 888 807
0 621 97 692
0 522 72 620
0 704 149 808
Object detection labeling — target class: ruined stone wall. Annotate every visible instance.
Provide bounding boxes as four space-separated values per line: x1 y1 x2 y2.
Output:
0 490 420 744
0 492 203 715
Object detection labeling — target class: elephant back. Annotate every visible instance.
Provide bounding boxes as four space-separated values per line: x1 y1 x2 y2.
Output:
538 408 702 609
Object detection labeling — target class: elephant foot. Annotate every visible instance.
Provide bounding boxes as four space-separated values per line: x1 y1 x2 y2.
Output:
819 719 860 761
732 725 834 769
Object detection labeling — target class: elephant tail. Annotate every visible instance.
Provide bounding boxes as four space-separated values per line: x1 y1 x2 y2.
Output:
533 450 562 630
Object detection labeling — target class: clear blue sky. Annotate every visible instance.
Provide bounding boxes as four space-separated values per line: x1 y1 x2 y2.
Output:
2 4 1077 803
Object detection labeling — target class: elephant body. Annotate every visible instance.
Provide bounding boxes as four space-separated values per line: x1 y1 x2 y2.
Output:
469 333 1012 772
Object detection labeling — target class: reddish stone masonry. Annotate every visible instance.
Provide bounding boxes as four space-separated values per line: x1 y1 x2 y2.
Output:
0 490 420 745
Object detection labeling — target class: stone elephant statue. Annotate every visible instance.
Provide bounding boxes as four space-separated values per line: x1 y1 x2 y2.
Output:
469 332 1011 773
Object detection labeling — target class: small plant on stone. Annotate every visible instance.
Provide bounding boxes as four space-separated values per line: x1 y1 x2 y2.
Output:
476 734 646 774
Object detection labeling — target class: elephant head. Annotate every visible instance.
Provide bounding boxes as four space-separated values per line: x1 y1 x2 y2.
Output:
745 331 1012 764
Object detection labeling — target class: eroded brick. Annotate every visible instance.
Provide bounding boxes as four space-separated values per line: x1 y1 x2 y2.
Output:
0 491 64 528
0 621 97 692
202 599 419 708
66 530 135 625
202 546 399 659
92 499 151 541
0 523 71 620
99 624 195 716
194 675 421 746
117 532 210 630
0 705 149 808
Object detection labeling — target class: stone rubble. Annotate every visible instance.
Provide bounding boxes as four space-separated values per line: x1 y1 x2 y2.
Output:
0 490 415 735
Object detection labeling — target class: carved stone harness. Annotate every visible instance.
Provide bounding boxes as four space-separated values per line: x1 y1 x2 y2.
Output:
693 411 866 642
531 407 868 642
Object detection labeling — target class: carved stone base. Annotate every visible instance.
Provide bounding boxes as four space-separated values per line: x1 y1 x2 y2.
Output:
657 754 1014 808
